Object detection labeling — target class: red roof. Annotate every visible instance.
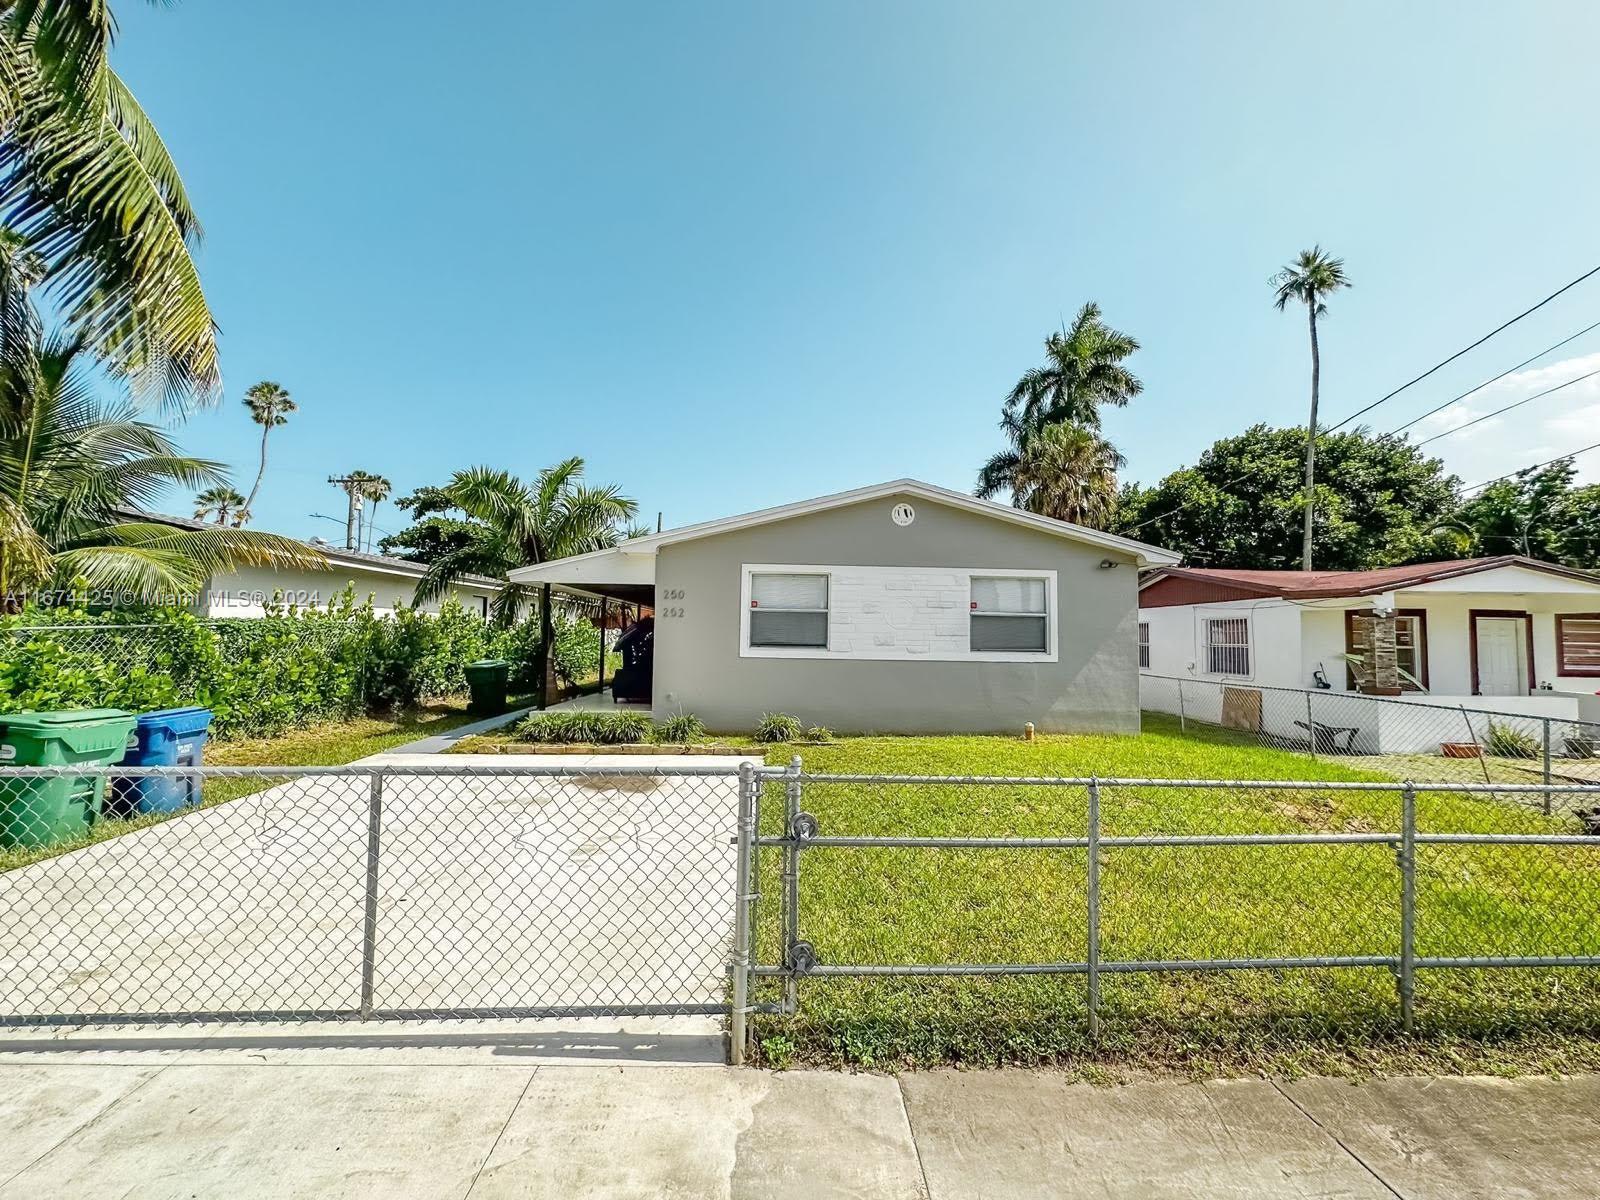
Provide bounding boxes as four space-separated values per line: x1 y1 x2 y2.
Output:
1140 555 1600 601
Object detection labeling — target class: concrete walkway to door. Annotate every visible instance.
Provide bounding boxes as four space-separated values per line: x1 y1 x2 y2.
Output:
0 1023 1596 1199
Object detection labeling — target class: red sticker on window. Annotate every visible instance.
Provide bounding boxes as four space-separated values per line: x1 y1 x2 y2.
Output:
750 600 758 608
970 601 978 610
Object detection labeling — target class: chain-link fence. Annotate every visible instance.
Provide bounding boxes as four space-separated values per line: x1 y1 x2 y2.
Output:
747 766 1600 1062
1141 672 1600 794
4 761 1598 1067
0 764 745 1028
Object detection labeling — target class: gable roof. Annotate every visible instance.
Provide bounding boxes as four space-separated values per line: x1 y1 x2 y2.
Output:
1139 556 1600 601
509 478 1180 586
113 508 505 589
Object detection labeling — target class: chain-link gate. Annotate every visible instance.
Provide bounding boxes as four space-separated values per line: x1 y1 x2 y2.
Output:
0 764 752 1031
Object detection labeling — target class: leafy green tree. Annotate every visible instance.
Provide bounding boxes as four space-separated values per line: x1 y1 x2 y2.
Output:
412 458 637 623
379 486 491 564
240 381 296 522
978 302 1140 511
1272 246 1351 569
1115 425 1458 569
0 1 220 409
1445 461 1600 569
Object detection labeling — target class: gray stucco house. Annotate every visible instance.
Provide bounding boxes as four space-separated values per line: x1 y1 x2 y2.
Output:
509 480 1180 734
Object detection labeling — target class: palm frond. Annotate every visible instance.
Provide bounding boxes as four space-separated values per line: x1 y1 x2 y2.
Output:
1 53 219 409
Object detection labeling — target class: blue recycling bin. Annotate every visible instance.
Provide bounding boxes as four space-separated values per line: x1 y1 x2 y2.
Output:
113 707 214 815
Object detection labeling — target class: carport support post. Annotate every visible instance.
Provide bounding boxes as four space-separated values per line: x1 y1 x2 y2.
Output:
537 583 553 710
1086 778 1101 1041
730 761 757 1065
1397 783 1416 1035
598 598 607 695
360 770 384 1020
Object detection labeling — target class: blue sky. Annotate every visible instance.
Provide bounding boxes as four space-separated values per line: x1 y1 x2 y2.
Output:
112 1 1600 545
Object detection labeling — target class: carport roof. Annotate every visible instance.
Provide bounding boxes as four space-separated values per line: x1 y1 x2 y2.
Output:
509 477 1181 597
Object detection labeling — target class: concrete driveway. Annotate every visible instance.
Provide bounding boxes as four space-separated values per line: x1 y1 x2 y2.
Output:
0 755 756 1023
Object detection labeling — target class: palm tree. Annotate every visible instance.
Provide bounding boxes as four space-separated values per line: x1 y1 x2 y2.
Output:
0 2 220 410
240 381 295 523
978 302 1141 508
357 472 391 552
1272 245 1351 570
0 336 323 602
1007 422 1125 527
194 485 245 525
999 302 1142 438
414 458 637 623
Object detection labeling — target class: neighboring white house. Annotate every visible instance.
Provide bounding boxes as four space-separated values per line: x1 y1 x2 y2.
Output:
120 510 505 618
1138 556 1600 746
509 479 1181 734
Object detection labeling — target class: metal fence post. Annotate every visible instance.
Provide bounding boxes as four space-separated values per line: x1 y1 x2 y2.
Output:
1177 678 1187 732
360 769 384 1020
1398 783 1416 1035
1086 778 1102 1041
783 754 803 1015
1306 690 1317 758
730 761 757 1065
1542 718 1553 801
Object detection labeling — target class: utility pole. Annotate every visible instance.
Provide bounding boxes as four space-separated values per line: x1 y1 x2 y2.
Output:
327 476 360 550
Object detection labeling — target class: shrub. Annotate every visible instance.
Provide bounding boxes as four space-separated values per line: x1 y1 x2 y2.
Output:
0 593 548 741
1484 721 1541 759
514 710 652 745
656 712 706 743
803 725 834 743
755 712 804 743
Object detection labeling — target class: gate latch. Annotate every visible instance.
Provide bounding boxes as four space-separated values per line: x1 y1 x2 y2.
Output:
790 812 819 844
787 940 818 976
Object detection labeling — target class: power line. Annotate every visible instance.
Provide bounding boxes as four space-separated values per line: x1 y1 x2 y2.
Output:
1413 367 1600 448
1459 438 1600 497
1323 262 1600 433
1384 317 1600 438
1119 269 1600 538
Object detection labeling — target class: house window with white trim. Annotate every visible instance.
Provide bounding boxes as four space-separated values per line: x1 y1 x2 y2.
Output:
970 576 1049 653
1204 617 1251 676
748 573 829 648
1138 621 1150 668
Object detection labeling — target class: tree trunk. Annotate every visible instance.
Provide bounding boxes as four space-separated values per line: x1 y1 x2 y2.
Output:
243 422 270 520
1301 301 1321 570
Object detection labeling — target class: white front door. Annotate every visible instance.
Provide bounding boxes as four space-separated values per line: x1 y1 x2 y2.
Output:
1476 617 1527 696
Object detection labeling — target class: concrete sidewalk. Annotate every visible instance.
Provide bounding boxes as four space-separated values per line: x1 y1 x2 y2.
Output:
2 1024 1598 1198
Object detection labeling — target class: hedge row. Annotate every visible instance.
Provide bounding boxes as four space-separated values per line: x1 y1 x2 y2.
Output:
0 591 611 740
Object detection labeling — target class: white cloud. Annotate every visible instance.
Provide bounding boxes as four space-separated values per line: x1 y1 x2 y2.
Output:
1392 352 1600 489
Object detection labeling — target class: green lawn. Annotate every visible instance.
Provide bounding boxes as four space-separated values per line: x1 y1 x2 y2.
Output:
0 699 488 874
746 715 1600 1075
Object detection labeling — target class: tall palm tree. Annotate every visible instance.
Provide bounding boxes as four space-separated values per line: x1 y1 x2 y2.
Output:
240 381 295 523
0 334 322 602
0 1 220 411
1272 245 1351 570
193 485 245 526
415 458 638 623
1007 422 1125 527
978 302 1141 508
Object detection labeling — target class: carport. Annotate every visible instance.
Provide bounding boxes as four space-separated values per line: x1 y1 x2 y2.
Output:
513 543 657 709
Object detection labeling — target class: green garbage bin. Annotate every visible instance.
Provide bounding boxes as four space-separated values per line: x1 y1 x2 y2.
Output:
0 709 138 849
463 659 511 716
